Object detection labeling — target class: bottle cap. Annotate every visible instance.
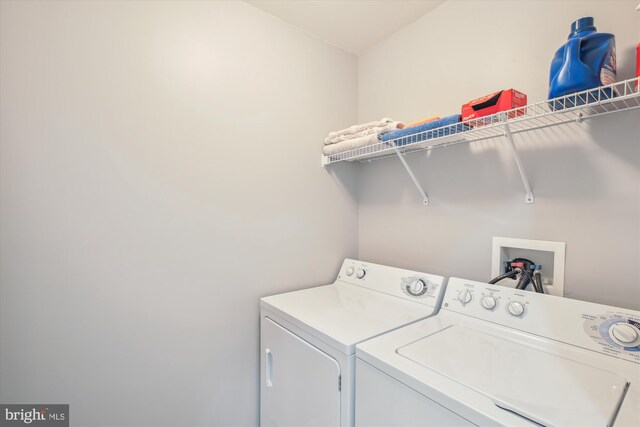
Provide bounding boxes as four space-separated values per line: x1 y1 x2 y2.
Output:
570 17 596 36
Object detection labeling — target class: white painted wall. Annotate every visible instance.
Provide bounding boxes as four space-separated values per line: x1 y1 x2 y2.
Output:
2 0 639 425
0 1 357 426
357 0 640 309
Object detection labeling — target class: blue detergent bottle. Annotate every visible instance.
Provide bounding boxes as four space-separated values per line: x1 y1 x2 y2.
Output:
548 17 616 103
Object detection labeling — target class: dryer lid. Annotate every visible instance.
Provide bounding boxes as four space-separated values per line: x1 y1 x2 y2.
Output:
261 283 434 354
397 325 630 427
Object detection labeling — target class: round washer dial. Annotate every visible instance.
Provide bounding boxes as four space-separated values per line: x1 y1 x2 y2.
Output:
609 322 640 346
481 296 497 310
406 279 427 296
458 289 472 304
507 301 525 317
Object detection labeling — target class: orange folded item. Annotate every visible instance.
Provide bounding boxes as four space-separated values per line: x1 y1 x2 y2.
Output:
406 116 440 128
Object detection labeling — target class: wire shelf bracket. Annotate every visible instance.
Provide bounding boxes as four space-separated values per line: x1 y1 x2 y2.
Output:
502 115 534 204
390 142 429 205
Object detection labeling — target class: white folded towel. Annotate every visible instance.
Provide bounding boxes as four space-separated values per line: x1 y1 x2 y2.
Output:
325 118 403 145
328 118 392 138
322 133 382 156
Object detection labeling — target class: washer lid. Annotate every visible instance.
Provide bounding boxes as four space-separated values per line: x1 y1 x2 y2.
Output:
261 283 435 355
398 325 630 427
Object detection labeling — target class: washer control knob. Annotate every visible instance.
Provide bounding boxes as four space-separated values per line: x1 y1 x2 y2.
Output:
407 279 426 296
507 301 525 317
345 267 354 276
356 268 366 279
610 323 639 344
458 289 472 305
481 296 497 310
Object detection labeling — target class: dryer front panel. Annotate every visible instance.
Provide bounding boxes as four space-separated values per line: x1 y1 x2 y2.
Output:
261 316 341 427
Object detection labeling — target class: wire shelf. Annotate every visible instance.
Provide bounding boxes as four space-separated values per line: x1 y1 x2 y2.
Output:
322 76 640 166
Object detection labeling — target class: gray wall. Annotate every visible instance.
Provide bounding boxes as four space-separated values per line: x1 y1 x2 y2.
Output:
0 1 358 426
357 0 640 309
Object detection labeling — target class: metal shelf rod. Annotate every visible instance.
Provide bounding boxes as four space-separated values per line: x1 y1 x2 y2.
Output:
390 142 429 205
503 117 534 204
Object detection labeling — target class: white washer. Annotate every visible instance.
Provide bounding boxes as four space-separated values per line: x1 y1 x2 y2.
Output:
356 277 640 427
260 258 446 427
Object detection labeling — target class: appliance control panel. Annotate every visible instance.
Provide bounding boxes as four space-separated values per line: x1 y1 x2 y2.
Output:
445 279 532 319
583 314 640 356
400 276 440 299
443 277 640 364
337 259 445 307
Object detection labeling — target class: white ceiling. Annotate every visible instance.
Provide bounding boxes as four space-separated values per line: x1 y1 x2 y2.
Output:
244 0 445 54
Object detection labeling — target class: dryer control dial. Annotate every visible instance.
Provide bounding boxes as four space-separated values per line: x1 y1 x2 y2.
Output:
356 268 366 279
507 301 525 317
481 296 497 310
609 323 639 345
345 267 354 276
457 289 472 305
407 279 426 296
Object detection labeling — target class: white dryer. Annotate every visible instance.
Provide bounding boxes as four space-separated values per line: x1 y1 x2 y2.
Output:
260 259 446 427
356 277 640 427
